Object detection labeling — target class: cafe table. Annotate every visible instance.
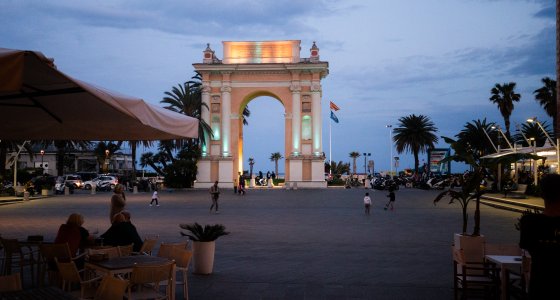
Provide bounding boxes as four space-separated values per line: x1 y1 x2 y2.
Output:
85 255 175 300
484 255 522 300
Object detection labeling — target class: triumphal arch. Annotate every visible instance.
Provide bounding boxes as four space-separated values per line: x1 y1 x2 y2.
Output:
193 40 329 188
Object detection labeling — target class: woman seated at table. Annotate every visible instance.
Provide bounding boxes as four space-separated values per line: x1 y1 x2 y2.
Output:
100 211 143 252
54 212 91 256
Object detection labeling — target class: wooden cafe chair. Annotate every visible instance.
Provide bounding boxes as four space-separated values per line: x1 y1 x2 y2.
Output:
156 241 188 259
453 247 501 300
126 260 175 300
94 274 129 300
118 244 134 257
158 245 192 300
55 257 103 299
39 242 86 287
0 238 39 286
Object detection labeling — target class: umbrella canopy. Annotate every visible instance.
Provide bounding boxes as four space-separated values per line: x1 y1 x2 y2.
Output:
0 48 199 141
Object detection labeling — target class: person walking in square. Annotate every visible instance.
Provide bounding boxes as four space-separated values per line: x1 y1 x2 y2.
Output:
239 173 246 195
150 189 159 206
209 181 220 213
364 192 372 215
385 188 395 211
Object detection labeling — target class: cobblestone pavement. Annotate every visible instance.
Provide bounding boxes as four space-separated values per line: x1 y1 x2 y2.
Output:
0 187 524 299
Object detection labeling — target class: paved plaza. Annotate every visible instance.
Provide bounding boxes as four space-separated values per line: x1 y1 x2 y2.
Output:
0 187 525 299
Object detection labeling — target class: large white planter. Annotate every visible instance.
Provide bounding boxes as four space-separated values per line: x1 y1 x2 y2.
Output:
454 233 486 263
192 241 216 275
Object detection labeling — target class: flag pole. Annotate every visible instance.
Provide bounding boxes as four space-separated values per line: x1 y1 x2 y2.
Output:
329 113 332 174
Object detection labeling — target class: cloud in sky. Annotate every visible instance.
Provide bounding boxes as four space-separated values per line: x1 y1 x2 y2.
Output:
1 0 554 173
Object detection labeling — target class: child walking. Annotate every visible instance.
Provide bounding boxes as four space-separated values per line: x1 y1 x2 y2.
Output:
364 192 372 215
150 189 159 206
385 188 395 211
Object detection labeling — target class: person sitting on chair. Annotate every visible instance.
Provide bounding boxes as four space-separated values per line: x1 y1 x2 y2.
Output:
101 211 143 252
519 174 560 299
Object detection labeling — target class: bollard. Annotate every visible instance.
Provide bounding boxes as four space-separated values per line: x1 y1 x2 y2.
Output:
268 179 274 188
23 191 30 201
250 178 255 188
65 186 70 196
292 182 298 190
285 182 291 190
91 183 96 195
133 186 138 194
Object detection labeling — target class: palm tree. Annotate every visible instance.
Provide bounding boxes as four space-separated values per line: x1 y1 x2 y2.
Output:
269 152 283 176
161 80 211 149
456 119 498 158
434 137 485 235
513 121 554 147
489 82 521 138
93 141 121 173
40 140 91 176
393 114 438 174
533 77 557 135
349 152 360 174
329 161 350 178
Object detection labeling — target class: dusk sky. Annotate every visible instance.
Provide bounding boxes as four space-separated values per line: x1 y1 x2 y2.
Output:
1 0 555 174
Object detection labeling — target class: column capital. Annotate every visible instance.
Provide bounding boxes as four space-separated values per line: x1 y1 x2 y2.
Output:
221 85 232 93
290 83 301 93
310 83 321 92
202 85 211 94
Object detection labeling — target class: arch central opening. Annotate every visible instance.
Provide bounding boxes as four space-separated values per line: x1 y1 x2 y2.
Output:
240 96 286 182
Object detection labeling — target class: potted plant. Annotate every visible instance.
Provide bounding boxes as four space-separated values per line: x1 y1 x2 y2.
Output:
179 223 229 274
433 137 487 261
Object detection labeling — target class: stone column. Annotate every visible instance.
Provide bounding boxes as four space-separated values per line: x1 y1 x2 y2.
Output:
221 85 232 156
201 84 211 156
290 83 301 155
311 82 322 155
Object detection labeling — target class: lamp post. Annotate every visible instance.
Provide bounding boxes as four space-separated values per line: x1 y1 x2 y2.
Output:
529 137 538 185
105 149 110 173
394 156 400 175
40 149 45 174
527 117 560 174
386 125 393 175
363 153 371 175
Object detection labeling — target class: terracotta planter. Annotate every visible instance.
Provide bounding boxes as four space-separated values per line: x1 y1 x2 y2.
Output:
192 241 216 275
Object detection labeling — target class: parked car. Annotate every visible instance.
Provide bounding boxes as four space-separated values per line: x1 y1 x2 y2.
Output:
61 174 84 189
76 172 98 182
83 175 118 190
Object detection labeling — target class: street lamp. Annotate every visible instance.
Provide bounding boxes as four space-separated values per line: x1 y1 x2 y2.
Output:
40 149 45 174
105 149 110 173
386 125 393 175
490 125 514 151
527 117 560 174
394 156 399 175
363 153 371 175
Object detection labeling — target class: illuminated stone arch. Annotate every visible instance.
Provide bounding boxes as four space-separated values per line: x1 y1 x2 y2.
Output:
193 40 329 188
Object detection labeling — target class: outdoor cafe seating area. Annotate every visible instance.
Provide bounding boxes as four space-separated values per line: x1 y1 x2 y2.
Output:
452 242 531 300
0 234 191 300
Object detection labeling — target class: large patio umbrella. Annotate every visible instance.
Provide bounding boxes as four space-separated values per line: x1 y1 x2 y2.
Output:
0 48 198 140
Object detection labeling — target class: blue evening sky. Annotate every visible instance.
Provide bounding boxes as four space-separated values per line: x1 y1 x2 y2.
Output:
1 0 554 174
